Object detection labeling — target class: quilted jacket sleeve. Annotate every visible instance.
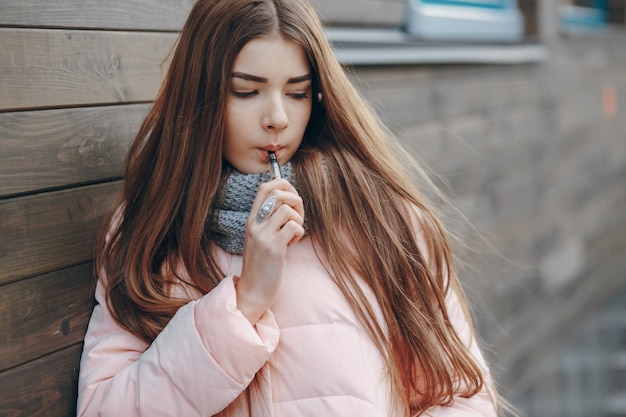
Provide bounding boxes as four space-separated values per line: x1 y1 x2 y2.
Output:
77 275 280 417
422 287 498 417
407 205 498 417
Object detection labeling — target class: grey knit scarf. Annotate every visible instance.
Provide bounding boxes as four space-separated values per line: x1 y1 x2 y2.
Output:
213 162 296 254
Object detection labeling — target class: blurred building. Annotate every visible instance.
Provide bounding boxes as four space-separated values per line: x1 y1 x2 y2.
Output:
1 0 625 416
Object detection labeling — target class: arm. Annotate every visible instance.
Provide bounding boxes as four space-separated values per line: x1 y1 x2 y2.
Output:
422 288 498 417
407 205 498 416
77 275 279 417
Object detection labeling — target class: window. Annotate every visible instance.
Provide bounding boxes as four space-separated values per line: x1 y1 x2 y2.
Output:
406 0 525 42
322 0 546 66
560 0 609 28
560 0 626 29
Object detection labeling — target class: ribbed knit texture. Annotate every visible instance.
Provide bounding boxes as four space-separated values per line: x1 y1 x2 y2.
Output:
214 163 295 254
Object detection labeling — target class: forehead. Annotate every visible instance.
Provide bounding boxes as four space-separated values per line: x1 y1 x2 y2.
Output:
231 37 310 79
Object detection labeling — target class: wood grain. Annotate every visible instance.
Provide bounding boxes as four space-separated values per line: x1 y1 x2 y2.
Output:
312 0 406 25
0 344 82 417
0 0 404 30
0 263 95 372
0 181 121 286
0 104 148 198
0 28 176 112
0 0 194 31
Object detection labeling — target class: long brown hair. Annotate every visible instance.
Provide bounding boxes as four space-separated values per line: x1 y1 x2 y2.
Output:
98 0 488 414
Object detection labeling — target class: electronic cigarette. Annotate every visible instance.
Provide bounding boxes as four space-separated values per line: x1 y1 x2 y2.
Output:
268 151 282 179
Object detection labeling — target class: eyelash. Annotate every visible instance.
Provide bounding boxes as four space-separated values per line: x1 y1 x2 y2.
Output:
230 91 310 100
231 91 256 99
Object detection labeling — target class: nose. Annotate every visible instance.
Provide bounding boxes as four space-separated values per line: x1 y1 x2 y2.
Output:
263 95 289 131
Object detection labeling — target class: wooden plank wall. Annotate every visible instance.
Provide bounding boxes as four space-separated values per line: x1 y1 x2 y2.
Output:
0 1 401 416
5 1 625 415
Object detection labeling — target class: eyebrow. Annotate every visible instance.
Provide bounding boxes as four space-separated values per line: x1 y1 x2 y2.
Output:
231 72 312 84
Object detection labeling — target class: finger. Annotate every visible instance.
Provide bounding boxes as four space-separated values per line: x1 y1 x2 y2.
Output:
251 204 304 250
266 203 304 230
272 217 305 247
250 188 304 227
255 195 277 225
286 220 305 245
271 190 304 219
255 179 298 200
270 178 299 195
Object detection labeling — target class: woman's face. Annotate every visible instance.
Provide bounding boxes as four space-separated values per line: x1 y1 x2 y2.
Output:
223 36 313 174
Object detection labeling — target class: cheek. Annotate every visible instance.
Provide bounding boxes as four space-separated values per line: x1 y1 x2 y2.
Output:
295 104 313 129
224 108 247 139
223 108 240 151
226 104 256 132
223 105 233 132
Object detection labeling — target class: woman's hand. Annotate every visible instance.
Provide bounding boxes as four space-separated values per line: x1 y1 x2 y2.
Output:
236 179 305 324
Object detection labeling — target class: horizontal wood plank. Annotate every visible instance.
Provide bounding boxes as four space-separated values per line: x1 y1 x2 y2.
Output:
0 104 148 198
0 0 194 31
0 181 121 285
0 0 405 30
0 263 95 372
0 28 176 111
312 0 406 26
0 344 82 417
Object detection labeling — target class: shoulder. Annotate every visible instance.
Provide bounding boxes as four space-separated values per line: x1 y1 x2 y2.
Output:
100 203 125 245
401 201 430 249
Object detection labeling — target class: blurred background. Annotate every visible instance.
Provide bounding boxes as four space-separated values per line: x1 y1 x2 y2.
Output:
0 0 625 416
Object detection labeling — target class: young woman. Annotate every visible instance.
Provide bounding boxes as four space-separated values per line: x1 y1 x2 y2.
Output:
77 0 500 415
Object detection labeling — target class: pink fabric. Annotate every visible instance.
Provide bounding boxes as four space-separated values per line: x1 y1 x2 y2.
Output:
77 235 498 417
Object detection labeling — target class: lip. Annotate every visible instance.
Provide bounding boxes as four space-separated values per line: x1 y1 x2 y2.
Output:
259 146 283 161
260 145 282 152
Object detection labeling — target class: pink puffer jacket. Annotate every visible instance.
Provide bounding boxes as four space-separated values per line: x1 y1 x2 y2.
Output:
77 236 497 417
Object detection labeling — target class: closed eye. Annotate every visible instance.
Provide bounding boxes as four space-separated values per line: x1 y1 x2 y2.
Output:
231 90 257 99
289 92 309 100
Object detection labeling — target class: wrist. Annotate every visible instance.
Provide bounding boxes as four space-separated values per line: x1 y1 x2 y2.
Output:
234 276 274 325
